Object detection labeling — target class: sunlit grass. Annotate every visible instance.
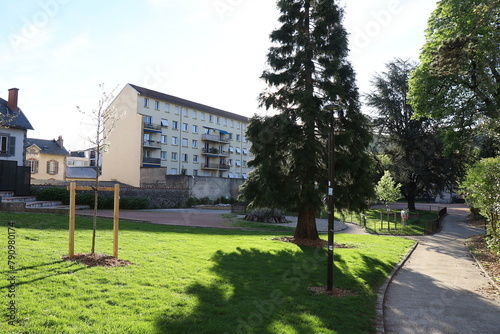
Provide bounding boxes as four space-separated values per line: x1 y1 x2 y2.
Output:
1 212 414 333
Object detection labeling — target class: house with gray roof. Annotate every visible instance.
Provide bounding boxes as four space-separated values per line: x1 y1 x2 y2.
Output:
0 88 34 195
26 136 69 182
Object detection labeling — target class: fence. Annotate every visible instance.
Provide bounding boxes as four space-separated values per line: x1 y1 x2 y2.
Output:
344 207 447 236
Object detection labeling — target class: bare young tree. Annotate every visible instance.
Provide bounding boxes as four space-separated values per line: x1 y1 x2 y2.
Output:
77 84 123 254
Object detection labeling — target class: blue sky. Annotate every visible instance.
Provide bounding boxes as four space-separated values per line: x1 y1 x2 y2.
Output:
1 0 437 150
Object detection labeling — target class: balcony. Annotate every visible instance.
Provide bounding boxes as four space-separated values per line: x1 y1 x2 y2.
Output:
202 148 230 157
143 140 161 149
143 157 161 167
201 163 230 171
202 134 229 143
144 122 162 133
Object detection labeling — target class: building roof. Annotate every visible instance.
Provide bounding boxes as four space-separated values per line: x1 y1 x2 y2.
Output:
66 167 98 179
27 138 69 156
128 84 249 123
0 97 34 130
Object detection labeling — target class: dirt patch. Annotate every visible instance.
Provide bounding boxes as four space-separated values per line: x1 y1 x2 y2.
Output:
62 253 133 267
308 286 357 297
272 236 354 249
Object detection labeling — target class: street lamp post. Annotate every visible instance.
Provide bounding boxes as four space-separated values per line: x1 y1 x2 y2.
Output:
324 103 341 291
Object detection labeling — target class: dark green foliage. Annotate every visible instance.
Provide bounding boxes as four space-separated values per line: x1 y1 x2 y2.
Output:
409 0 500 154
241 0 374 240
31 186 148 210
367 59 467 210
32 187 70 204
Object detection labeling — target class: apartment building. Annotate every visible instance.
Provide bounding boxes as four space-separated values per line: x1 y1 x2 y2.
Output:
101 84 253 187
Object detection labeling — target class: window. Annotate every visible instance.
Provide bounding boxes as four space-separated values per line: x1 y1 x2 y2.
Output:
237 122 240 129
216 116 220 124
192 110 197 118
182 108 188 117
161 135 167 144
161 151 167 160
28 159 39 174
144 115 152 124
193 155 199 163
228 146 234 153
236 134 241 141
155 100 160 109
235 172 240 178
174 106 180 115
242 173 247 179
172 137 178 145
182 123 188 131
171 152 178 161
223 118 227 126
235 160 241 167
200 113 205 121
243 148 248 155
47 160 59 175
144 98 149 107
236 147 241 154
165 103 170 112
243 161 247 167
227 159 232 166
161 119 168 127
170 168 178 175
242 136 247 143
192 140 198 148
193 169 198 176
192 125 198 133
209 115 213 122
0 135 15 156
172 121 179 130
230 120 234 127
144 133 151 143
229 133 233 140
182 138 188 147
182 153 188 162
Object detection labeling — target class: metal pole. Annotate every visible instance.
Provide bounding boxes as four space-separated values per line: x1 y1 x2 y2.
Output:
327 108 335 291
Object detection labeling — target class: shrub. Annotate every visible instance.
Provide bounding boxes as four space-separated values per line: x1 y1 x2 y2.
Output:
120 197 148 210
33 187 70 204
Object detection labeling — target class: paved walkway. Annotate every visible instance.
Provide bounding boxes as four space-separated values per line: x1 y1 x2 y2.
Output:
384 204 500 334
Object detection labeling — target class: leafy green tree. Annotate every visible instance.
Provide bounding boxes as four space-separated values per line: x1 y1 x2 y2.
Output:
461 157 500 251
409 0 500 153
241 0 373 241
367 58 466 210
375 171 402 210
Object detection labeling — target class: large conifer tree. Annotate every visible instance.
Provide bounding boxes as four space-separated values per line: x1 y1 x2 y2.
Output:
241 0 373 240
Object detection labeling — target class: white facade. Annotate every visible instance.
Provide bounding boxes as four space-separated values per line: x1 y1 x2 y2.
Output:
101 84 253 187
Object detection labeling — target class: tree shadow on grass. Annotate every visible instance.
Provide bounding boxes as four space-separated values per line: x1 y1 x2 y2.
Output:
155 246 391 334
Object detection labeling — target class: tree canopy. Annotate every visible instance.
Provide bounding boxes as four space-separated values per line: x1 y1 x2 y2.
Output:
367 58 466 210
409 0 500 152
241 0 373 240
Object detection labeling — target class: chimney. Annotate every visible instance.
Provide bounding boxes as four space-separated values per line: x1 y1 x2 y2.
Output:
56 135 64 149
8 88 19 111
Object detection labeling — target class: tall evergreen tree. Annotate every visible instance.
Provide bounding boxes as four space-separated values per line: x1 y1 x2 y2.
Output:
367 59 466 210
241 0 373 240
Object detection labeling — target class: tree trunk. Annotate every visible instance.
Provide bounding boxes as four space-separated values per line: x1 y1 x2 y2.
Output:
294 207 319 240
406 196 416 211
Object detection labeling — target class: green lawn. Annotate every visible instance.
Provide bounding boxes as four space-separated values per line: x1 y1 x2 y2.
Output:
335 209 440 235
1 212 414 334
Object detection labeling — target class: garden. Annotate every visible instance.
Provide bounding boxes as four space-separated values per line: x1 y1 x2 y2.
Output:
2 212 414 333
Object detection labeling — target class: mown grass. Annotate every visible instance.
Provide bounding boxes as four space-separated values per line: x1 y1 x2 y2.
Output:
335 209 440 235
1 212 414 333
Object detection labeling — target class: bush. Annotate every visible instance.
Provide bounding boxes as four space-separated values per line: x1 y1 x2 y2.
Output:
33 187 70 204
120 197 148 210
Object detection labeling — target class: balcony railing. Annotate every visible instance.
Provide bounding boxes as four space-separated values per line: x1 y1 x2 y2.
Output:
143 157 161 165
143 140 161 149
144 122 162 132
202 148 230 156
201 163 230 170
201 134 229 143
